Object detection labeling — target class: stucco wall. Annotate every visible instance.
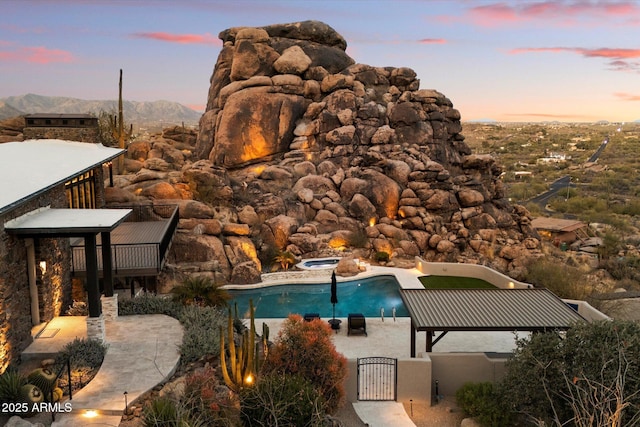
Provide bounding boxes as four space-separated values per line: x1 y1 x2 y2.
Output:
427 353 508 396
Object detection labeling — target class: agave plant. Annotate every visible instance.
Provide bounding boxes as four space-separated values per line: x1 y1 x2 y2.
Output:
171 275 230 308
0 368 26 403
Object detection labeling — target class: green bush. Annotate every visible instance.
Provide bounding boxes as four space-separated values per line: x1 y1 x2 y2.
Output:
374 251 390 262
240 373 325 427
55 338 107 371
118 293 182 318
171 276 230 308
178 305 226 364
456 382 512 427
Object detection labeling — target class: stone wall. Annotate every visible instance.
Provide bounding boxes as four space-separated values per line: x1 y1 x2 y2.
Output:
23 126 100 144
0 184 72 372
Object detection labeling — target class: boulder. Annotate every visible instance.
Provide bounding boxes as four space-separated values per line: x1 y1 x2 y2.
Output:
237 205 261 226
265 214 299 249
229 261 262 284
210 88 309 167
273 45 312 75
335 257 359 277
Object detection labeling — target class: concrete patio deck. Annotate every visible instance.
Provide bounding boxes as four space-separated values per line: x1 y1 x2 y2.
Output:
21 313 182 427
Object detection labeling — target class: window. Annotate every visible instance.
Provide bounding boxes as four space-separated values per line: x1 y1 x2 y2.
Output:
65 170 96 209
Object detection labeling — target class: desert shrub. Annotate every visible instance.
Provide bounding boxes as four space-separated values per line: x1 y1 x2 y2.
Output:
182 366 240 426
600 256 640 282
142 396 198 427
373 251 390 262
178 305 226 364
118 293 182 318
347 228 369 248
171 275 230 308
524 257 587 300
240 372 325 427
55 338 107 371
456 382 512 427
499 320 640 426
262 315 347 414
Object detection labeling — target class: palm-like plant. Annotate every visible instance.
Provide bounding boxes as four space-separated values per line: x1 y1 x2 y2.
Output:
171 276 230 308
274 251 296 271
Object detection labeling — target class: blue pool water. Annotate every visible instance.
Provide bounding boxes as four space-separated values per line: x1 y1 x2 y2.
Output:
228 275 409 318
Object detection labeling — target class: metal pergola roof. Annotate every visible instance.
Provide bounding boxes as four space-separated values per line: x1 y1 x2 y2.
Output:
400 288 586 355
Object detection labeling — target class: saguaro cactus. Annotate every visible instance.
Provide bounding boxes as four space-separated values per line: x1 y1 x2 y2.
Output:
220 299 264 392
109 69 133 173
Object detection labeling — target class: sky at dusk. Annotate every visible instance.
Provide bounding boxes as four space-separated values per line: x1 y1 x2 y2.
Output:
1 0 639 122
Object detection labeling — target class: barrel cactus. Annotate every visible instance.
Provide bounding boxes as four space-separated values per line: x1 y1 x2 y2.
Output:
27 368 57 400
20 383 44 404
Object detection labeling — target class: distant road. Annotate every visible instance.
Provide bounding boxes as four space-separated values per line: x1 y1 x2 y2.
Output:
526 137 609 210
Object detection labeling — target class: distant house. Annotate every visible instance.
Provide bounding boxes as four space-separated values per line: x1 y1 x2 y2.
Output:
24 113 99 143
537 152 570 164
531 217 590 246
0 139 178 373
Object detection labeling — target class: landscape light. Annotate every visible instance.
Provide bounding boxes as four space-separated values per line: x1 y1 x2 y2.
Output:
83 410 98 418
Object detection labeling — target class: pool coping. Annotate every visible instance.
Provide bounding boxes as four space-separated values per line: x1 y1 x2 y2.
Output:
222 265 425 291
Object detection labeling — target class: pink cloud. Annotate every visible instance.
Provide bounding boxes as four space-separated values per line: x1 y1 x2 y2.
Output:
418 38 447 45
509 46 640 72
0 46 74 64
442 1 640 27
615 92 640 101
132 32 221 46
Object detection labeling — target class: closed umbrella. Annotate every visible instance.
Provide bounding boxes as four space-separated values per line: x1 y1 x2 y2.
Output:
330 270 338 325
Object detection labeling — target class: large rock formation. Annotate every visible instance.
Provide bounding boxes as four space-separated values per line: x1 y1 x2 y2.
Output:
110 20 540 284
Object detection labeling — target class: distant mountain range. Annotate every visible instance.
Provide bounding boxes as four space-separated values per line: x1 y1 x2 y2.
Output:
0 94 202 126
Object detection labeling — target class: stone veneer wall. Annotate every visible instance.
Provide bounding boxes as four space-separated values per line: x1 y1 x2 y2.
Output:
0 184 72 373
23 127 100 144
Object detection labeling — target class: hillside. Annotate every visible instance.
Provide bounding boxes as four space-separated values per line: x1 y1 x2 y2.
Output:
0 94 201 127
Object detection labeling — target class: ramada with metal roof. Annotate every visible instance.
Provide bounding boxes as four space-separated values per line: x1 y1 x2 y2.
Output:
400 288 586 356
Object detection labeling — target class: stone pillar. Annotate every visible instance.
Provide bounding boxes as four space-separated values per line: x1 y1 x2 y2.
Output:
86 314 106 344
101 294 118 321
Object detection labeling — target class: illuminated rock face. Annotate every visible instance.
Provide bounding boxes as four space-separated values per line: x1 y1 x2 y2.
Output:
211 89 309 167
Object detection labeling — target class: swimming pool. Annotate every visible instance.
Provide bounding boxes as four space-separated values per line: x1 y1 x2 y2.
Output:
228 275 409 318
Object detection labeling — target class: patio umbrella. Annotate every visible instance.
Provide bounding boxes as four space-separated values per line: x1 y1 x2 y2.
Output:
330 270 338 321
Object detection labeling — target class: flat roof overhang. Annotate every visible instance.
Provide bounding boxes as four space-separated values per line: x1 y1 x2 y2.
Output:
4 207 133 318
400 288 586 355
4 207 132 236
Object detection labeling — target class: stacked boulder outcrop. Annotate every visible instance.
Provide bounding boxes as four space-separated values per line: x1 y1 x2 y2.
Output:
112 20 540 284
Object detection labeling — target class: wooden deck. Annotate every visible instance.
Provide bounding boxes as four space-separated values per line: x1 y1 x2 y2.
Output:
71 221 168 246
71 221 173 277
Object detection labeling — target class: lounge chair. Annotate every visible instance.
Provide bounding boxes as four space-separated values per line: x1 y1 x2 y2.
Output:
348 313 367 336
304 313 320 322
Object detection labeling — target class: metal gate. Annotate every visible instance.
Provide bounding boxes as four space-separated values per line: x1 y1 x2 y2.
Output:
357 357 397 401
